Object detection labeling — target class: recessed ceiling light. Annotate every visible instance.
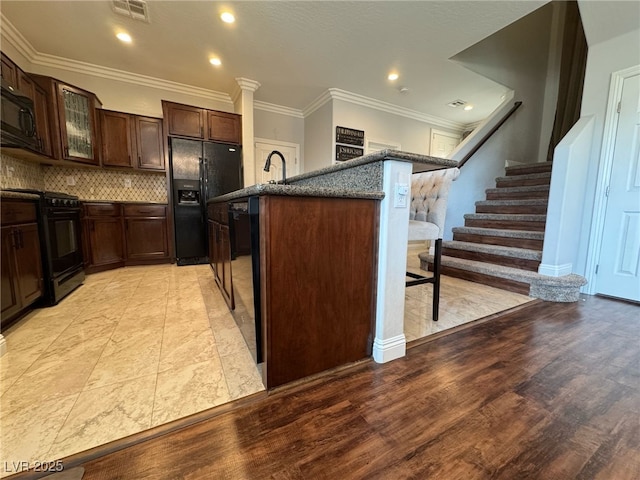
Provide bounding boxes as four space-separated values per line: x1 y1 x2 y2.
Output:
116 32 132 43
221 12 235 23
210 57 222 66
463 104 474 111
388 73 399 81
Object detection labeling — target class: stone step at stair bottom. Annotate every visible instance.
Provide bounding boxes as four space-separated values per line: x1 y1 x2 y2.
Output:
485 185 550 200
442 240 542 271
464 213 547 231
475 199 548 214
419 253 587 302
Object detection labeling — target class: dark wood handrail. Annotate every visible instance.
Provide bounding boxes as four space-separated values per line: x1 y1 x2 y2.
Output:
458 101 523 168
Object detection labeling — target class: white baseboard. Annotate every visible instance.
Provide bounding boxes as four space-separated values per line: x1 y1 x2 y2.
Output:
372 334 406 363
538 263 573 277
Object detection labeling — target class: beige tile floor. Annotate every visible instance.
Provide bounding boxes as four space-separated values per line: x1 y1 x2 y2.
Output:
0 249 532 476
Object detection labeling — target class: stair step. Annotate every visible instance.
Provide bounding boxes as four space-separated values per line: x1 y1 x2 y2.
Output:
420 255 534 295
496 172 551 188
505 162 553 176
486 185 550 200
475 199 548 214
442 241 541 271
452 226 544 250
464 213 547 232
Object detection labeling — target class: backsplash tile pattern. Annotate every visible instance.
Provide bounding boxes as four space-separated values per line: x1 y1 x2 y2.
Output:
44 167 168 202
0 155 45 191
1 154 167 202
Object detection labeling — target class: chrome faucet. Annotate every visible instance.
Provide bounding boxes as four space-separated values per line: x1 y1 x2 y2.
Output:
263 150 287 185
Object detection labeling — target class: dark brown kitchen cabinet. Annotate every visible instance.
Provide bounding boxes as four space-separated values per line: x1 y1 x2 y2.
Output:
100 110 134 168
123 204 169 263
208 203 233 309
100 110 164 171
83 203 125 273
32 74 102 165
207 111 241 144
162 100 242 144
1 52 17 88
164 102 205 139
1 200 43 327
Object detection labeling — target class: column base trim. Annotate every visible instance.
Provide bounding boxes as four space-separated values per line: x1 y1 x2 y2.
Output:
372 334 406 363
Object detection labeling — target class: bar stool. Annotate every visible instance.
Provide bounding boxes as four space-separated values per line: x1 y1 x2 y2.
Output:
406 167 460 321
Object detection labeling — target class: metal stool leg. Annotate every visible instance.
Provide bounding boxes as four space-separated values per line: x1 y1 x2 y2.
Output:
432 238 442 322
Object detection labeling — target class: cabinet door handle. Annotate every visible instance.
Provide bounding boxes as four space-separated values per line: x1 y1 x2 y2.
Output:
19 229 24 249
138 155 142 165
64 146 69 157
10 230 17 249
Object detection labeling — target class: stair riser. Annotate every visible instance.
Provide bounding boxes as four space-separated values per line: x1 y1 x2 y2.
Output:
453 232 544 250
442 248 540 272
464 219 546 232
505 164 553 176
476 205 548 214
422 262 531 295
486 190 549 200
496 177 551 188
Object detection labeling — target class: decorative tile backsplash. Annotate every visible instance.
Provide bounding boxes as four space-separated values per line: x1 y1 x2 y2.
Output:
0 154 45 190
1 153 167 202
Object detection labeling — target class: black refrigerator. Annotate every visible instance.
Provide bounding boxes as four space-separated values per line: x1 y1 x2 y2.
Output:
170 138 243 265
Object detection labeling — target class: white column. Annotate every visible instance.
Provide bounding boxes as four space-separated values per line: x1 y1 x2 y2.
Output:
373 160 412 363
233 78 261 187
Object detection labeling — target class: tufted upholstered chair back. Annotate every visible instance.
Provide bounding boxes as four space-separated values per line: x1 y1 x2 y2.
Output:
409 167 460 239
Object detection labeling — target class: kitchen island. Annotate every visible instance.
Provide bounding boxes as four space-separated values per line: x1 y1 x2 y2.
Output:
209 150 457 388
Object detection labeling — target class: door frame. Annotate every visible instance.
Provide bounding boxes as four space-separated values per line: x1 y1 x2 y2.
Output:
254 138 301 178
584 64 640 294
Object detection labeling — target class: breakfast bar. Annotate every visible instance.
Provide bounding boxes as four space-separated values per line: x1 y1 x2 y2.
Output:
209 150 457 388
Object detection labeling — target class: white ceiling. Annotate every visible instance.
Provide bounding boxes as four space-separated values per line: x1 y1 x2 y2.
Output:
0 1 548 125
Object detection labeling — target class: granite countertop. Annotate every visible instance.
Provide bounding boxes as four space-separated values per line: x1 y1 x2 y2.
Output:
209 183 384 204
209 149 456 204
289 149 459 183
79 199 167 205
1 190 41 201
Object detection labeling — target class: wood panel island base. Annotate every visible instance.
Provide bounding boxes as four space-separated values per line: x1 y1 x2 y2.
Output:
261 195 379 388
209 191 381 389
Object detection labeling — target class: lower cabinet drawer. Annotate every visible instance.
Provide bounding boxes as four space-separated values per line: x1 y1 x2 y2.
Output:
123 204 166 217
85 203 121 216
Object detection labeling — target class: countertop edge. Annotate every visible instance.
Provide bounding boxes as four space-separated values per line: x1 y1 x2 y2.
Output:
209 184 385 203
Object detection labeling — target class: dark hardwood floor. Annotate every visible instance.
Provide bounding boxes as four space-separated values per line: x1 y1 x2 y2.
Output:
19 295 640 479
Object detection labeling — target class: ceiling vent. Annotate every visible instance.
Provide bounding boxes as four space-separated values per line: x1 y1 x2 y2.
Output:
112 0 150 22
447 99 467 108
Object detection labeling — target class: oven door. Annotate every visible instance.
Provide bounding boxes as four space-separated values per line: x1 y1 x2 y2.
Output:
46 209 83 278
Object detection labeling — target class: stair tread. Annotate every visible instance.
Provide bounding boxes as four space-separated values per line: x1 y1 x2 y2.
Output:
505 163 553 174
443 241 542 260
452 226 545 239
486 185 550 193
496 172 551 182
423 255 540 283
476 199 548 206
464 213 547 221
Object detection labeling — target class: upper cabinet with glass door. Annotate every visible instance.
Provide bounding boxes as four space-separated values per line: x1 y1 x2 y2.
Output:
32 75 102 165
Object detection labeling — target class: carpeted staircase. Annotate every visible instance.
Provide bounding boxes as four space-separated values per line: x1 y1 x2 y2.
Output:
421 162 574 297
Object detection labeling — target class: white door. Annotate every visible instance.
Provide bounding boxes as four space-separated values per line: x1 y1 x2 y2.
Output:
595 73 640 302
430 130 461 158
255 141 299 184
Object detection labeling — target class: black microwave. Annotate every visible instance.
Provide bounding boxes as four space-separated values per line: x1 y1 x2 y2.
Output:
1 78 37 149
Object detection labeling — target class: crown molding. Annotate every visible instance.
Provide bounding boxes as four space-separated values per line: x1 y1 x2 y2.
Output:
235 77 261 92
326 88 465 130
254 101 304 119
1 14 232 105
302 90 333 117
0 13 38 60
